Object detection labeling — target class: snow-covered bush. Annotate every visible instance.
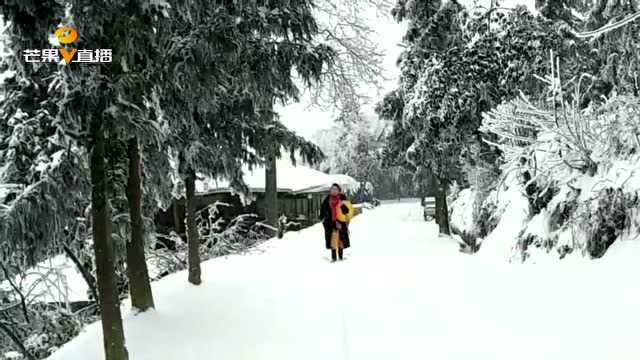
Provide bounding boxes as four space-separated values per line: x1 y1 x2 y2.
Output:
148 231 187 280
148 202 271 279
578 188 637 258
203 214 270 258
23 308 86 359
0 301 92 360
449 188 478 252
474 198 500 239
2 352 22 360
548 189 580 232
195 201 270 257
476 91 640 261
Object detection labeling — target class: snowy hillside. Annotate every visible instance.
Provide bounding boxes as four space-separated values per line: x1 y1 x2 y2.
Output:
47 202 640 360
447 94 640 263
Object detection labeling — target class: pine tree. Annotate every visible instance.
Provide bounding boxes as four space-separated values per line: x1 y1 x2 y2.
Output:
0 1 89 275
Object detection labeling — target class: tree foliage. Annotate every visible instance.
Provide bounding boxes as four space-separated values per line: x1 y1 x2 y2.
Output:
0 0 89 272
159 0 332 192
381 1 571 187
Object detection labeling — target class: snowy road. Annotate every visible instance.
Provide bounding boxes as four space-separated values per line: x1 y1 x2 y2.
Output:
49 201 640 360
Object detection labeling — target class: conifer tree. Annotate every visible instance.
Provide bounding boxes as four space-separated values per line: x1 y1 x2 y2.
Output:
0 0 87 276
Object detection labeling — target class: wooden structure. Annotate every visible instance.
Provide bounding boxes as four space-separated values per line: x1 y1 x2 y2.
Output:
155 188 329 239
155 161 359 238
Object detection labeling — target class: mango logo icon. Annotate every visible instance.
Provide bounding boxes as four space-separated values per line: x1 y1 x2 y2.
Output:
55 26 78 64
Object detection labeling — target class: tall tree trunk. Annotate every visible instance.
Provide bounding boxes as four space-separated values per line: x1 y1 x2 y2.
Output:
172 198 182 238
185 168 202 285
435 178 450 235
90 122 128 360
427 174 439 226
265 154 278 232
125 137 155 311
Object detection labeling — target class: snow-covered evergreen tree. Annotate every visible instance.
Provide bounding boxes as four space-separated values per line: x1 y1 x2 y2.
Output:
0 3 95 358
380 1 567 234
0 1 87 272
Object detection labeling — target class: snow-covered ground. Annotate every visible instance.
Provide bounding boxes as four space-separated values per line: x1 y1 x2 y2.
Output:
47 201 640 360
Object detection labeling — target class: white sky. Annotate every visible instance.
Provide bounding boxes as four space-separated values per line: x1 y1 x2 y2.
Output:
278 11 406 139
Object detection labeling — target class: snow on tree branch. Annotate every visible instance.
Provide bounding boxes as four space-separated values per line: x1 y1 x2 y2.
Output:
573 9 640 38
309 0 392 112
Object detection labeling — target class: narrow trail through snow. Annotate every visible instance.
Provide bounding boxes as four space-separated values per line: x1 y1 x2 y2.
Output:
49 201 640 360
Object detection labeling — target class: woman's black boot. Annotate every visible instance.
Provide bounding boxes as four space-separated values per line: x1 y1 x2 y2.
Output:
338 249 344 261
331 250 337 262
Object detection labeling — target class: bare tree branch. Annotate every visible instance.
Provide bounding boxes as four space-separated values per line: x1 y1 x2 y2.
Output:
0 263 29 323
574 9 640 38
308 0 392 113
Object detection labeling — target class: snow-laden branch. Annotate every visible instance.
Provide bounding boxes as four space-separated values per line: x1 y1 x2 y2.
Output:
573 10 640 39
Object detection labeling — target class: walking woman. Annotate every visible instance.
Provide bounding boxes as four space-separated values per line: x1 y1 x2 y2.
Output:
320 183 354 262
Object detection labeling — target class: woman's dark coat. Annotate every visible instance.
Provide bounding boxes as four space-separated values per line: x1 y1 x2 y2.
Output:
319 193 351 249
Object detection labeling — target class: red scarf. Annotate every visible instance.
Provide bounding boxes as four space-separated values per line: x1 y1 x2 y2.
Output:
329 194 341 222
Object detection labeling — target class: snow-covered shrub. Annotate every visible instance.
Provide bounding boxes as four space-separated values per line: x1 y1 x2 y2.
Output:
522 166 559 215
194 201 269 257
449 189 473 231
449 188 481 252
0 301 92 360
449 150 503 253
476 173 532 260
576 188 637 258
594 96 640 157
203 214 270 258
446 181 461 206
23 307 85 359
149 209 271 280
448 184 507 254
515 209 555 262
2 351 23 360
474 199 499 239
477 90 640 261
548 188 580 232
147 201 271 278
148 231 187 281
